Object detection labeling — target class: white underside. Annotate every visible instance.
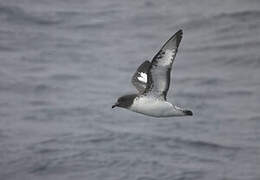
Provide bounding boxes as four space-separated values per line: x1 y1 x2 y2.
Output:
130 96 185 117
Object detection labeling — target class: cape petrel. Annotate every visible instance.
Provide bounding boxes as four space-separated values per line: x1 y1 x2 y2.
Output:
112 29 193 117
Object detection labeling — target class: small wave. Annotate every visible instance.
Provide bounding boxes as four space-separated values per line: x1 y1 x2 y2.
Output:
139 134 240 152
216 10 260 21
74 22 106 30
0 45 15 52
29 100 50 106
0 130 8 139
177 91 221 99
136 177 156 180
183 9 260 30
225 89 253 96
29 162 50 174
174 137 240 151
194 41 260 52
49 74 81 81
196 77 223 86
74 132 115 144
249 116 260 121
34 84 53 93
25 106 93 122
0 3 64 26
213 54 260 67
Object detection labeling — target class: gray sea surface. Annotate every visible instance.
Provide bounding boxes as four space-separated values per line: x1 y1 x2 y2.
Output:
0 0 260 180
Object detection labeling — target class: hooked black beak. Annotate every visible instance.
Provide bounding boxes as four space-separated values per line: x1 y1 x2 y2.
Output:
112 102 119 108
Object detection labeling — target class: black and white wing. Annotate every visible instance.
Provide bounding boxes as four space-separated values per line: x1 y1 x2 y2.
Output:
144 29 183 100
131 60 151 93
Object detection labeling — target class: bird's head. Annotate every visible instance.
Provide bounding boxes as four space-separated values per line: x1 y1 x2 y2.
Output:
112 94 137 109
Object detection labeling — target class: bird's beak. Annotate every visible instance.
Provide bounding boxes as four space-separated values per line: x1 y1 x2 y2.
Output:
112 102 119 108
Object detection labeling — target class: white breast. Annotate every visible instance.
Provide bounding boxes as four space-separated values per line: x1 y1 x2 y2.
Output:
130 96 175 117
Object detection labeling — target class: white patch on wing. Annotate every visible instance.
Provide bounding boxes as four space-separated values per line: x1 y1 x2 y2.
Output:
137 72 147 83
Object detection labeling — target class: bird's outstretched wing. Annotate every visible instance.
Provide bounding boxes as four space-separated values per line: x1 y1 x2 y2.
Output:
144 29 183 100
131 60 151 93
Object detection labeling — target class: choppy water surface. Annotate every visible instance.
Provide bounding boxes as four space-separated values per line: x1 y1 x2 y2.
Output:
0 0 260 179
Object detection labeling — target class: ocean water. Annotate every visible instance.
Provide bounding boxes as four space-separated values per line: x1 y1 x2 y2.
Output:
0 0 260 179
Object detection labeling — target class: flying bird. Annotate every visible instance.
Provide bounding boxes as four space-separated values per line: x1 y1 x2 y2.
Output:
112 29 193 117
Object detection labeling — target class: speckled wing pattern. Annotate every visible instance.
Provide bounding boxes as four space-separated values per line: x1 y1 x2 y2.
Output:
131 60 151 93
144 30 183 100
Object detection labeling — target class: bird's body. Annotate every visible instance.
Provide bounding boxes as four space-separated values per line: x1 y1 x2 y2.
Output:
112 29 193 117
130 95 185 117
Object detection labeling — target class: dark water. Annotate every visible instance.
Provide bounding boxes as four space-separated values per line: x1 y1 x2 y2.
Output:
0 0 260 179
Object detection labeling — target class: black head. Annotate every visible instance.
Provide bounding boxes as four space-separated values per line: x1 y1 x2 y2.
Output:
112 94 137 109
